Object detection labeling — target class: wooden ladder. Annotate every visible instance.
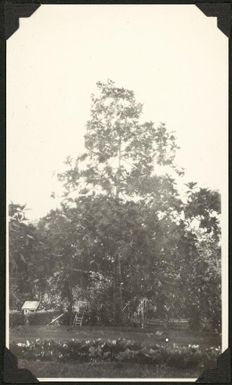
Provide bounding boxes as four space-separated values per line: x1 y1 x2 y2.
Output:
73 313 83 327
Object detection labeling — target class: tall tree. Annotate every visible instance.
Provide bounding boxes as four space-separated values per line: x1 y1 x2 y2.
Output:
9 81 221 330
58 80 181 322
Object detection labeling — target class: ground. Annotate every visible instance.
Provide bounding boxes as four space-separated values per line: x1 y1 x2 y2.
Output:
17 359 202 378
10 325 221 379
10 325 220 346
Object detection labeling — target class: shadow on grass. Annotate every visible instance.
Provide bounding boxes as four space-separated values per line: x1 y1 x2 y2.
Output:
18 359 201 379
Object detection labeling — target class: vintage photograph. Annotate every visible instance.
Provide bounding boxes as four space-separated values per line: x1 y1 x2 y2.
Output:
6 4 228 381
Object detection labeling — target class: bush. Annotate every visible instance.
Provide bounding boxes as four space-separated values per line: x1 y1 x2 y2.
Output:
28 311 60 325
83 307 114 326
9 311 25 327
10 337 221 370
59 311 72 326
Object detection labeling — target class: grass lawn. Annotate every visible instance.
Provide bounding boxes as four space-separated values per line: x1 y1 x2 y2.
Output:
18 359 202 379
10 325 220 347
10 325 220 379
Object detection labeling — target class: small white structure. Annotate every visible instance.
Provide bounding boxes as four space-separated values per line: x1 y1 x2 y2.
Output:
21 301 40 315
73 300 89 313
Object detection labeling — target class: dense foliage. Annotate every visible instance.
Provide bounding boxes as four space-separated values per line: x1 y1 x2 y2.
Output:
9 203 51 308
10 338 220 369
9 80 221 332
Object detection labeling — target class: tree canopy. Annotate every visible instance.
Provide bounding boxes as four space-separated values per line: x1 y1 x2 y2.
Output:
9 80 221 331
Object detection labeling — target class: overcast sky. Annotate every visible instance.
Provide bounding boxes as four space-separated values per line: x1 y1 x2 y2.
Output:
7 5 228 220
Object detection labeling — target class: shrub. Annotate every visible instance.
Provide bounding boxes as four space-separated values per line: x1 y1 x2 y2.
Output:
10 338 221 370
9 311 25 327
83 307 114 326
28 311 61 325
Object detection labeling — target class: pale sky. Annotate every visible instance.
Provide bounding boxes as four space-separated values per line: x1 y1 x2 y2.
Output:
7 5 228 220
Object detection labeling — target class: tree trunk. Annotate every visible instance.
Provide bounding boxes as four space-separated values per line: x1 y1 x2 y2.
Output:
113 254 123 324
112 134 124 324
66 279 73 325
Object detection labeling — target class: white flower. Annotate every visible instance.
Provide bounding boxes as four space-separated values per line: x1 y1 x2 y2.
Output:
17 343 26 347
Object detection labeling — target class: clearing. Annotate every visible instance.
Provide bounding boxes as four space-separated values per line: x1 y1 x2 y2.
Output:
10 325 220 346
10 325 220 379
